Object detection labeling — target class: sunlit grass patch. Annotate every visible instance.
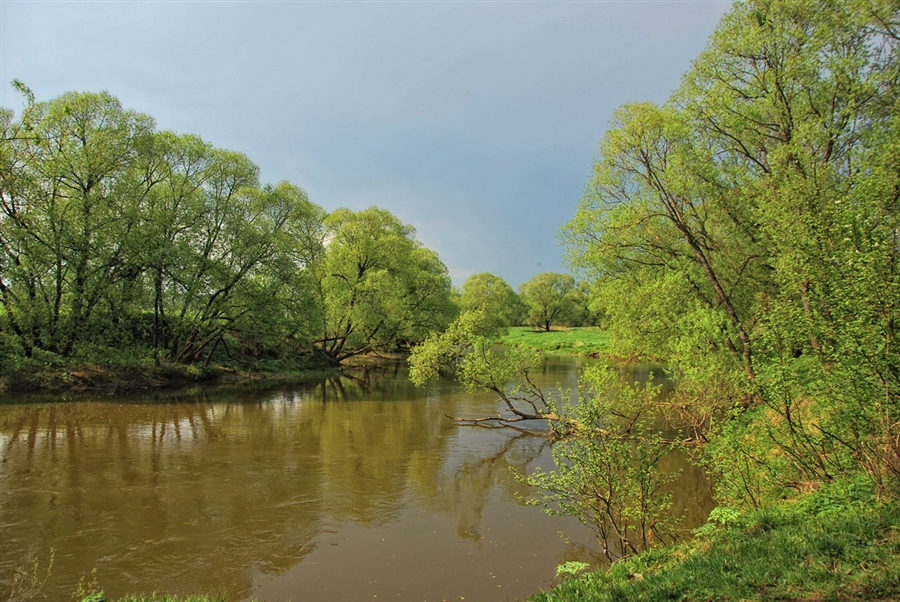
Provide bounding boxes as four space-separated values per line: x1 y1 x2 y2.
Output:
497 327 609 355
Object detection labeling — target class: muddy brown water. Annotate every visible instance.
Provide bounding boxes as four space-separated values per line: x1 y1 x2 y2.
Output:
0 356 712 601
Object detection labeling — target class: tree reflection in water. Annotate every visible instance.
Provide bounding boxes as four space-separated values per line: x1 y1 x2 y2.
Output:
0 356 709 601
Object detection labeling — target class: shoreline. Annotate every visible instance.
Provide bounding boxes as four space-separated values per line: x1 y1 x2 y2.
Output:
532 476 900 601
0 357 342 395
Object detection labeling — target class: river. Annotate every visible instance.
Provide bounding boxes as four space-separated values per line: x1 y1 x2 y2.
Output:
0 355 712 601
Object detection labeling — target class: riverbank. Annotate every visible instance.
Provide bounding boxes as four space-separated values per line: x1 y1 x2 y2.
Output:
0 354 339 394
496 326 609 356
0 326 602 393
531 476 900 602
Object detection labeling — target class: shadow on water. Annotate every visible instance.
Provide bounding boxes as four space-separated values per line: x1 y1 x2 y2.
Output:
0 356 711 601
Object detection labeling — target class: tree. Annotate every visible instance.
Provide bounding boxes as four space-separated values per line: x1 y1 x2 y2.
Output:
313 207 456 364
0 90 156 356
227 182 326 358
409 309 684 557
0 87 328 367
139 136 263 362
563 0 900 501
459 272 523 332
518 272 578 332
527 366 682 560
153 175 325 364
563 102 769 381
414 0 900 558
409 309 554 424
565 280 595 327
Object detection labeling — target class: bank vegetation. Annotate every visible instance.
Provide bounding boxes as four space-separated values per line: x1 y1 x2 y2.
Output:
411 0 900 598
0 86 459 390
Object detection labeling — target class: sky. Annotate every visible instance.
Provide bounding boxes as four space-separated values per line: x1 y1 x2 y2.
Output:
0 0 731 288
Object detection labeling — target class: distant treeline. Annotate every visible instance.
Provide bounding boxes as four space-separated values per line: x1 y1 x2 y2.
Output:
459 271 600 333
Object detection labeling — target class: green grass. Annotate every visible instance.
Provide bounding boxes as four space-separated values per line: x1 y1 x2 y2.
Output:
497 326 609 355
531 477 900 601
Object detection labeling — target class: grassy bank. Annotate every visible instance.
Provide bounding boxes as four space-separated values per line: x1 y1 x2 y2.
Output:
532 477 900 602
497 326 609 355
0 351 338 393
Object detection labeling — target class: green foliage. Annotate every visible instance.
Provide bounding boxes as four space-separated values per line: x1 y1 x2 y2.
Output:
531 478 900 602
0 89 328 368
416 311 692 560
528 365 683 560
692 506 740 537
518 272 582 332
414 323 684 559
408 309 495 387
565 281 596 327
313 207 457 363
555 561 590 579
460 272 524 330
1 88 455 376
410 310 553 422
496 326 609 356
0 90 157 357
562 0 900 503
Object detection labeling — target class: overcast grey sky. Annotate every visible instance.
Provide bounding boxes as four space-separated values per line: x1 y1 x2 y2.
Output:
0 0 730 288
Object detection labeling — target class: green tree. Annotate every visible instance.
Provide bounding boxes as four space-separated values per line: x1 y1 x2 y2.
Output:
0 90 156 357
136 133 259 362
0 88 328 368
409 309 561 424
410 309 684 556
518 272 578 332
563 102 767 382
226 182 326 359
412 0 900 561
564 0 900 502
565 280 594 327
459 272 523 332
528 366 681 560
313 207 456 364
160 176 325 364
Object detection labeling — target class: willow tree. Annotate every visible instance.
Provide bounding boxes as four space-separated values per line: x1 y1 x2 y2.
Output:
565 0 900 501
518 272 580 332
313 207 456 364
0 90 156 357
459 272 523 331
409 307 684 556
0 88 327 366
409 0 900 560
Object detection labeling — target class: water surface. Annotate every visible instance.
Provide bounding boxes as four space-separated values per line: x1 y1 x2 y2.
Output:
0 356 711 601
